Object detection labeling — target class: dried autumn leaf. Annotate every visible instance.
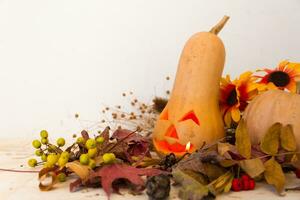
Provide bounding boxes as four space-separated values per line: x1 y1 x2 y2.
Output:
219 159 237 167
264 157 285 194
81 130 89 140
260 123 282 155
176 150 226 181
235 119 251 159
69 178 83 192
89 163 165 199
207 171 233 195
217 142 237 155
280 124 297 152
39 168 57 191
66 161 90 181
223 176 234 193
291 155 300 169
239 158 265 178
172 169 209 200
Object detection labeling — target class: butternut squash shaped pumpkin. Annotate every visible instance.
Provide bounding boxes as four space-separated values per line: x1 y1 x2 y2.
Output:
153 16 229 155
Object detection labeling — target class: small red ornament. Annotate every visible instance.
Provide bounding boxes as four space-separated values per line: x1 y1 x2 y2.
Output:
231 178 242 192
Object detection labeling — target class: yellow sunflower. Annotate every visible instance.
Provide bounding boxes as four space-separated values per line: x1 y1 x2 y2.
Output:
220 72 258 127
256 61 300 93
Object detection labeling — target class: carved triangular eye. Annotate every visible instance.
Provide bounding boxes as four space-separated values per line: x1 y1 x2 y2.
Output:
165 125 178 139
179 111 200 125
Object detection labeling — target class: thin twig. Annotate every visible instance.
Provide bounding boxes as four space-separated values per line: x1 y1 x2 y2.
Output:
105 129 139 152
257 151 300 159
0 168 39 173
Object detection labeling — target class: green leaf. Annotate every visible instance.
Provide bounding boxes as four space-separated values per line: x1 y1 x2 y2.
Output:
264 157 285 193
173 169 209 200
223 176 234 193
280 124 297 152
260 123 282 155
239 158 265 178
235 119 251 159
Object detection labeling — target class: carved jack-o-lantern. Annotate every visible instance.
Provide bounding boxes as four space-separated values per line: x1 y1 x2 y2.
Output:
153 17 229 155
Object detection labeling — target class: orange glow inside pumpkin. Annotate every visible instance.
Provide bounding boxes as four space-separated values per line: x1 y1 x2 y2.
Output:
155 139 194 154
156 110 199 155
185 141 191 151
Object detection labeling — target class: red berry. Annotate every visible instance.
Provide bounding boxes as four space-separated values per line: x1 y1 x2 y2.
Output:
249 179 255 190
231 178 242 192
294 169 300 178
241 174 250 182
242 179 250 190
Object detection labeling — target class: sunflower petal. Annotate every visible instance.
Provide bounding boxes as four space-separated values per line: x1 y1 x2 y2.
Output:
224 111 232 127
247 83 259 92
288 62 300 73
220 77 229 85
256 83 268 92
239 71 252 81
231 108 241 123
278 60 289 71
247 90 258 100
267 82 278 90
226 75 231 82
286 81 296 93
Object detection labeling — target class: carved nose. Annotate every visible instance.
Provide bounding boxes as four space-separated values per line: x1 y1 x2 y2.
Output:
164 110 200 140
165 125 179 139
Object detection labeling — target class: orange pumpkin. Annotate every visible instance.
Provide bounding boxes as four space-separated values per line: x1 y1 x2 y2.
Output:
153 16 229 156
244 89 300 149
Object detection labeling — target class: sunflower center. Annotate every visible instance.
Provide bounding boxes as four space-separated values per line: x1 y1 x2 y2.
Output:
226 89 238 106
268 71 290 87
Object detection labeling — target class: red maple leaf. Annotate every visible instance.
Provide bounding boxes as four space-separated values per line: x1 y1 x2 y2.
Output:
89 163 166 199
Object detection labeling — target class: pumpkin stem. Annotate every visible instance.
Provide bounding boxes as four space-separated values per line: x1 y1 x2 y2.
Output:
209 15 230 35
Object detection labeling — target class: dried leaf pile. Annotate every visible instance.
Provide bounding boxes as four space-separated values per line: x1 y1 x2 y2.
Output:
29 117 300 200
27 71 300 200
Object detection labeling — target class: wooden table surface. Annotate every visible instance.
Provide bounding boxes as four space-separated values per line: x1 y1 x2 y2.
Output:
1 139 300 200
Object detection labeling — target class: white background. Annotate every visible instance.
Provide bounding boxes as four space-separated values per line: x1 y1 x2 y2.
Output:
0 0 299 139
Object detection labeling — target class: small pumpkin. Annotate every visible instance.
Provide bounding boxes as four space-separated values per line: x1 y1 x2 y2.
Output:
244 89 300 149
152 16 229 156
